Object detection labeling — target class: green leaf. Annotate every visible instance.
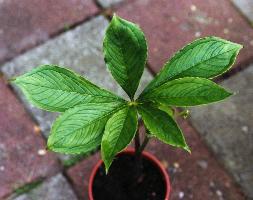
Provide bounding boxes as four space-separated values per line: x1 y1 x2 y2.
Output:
139 77 232 106
101 106 138 172
103 15 148 99
138 104 190 152
142 37 242 95
47 102 126 154
12 65 124 112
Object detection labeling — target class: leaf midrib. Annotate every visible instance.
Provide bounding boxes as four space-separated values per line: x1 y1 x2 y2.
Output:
168 47 237 79
112 23 141 86
24 67 119 98
142 64 232 98
51 134 101 150
143 45 238 95
109 107 130 158
148 81 222 96
21 82 123 101
139 106 184 145
51 104 127 147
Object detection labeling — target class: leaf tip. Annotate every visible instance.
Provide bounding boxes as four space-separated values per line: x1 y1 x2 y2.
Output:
184 145 191 154
101 144 112 175
111 13 120 23
105 167 109 175
231 41 243 55
232 91 239 96
237 43 243 50
221 87 234 99
226 90 234 98
103 161 111 175
112 13 117 18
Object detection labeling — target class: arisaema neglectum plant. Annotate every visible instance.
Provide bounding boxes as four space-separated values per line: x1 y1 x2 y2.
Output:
12 15 242 173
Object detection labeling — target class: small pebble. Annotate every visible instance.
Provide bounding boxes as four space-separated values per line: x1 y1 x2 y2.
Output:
33 125 41 134
228 18 233 23
250 40 253 46
179 191 184 199
190 5 197 12
209 181 215 188
195 31 201 37
241 126 249 133
153 48 158 52
216 190 223 197
225 181 231 188
0 166 5 171
173 162 180 169
161 160 168 168
223 28 229 34
151 192 156 197
197 160 208 169
171 16 177 22
38 149 47 156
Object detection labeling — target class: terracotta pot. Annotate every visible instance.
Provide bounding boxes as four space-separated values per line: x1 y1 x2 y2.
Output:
88 148 171 200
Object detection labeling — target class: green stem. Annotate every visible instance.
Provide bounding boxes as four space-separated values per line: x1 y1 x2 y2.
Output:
134 130 140 153
133 129 150 183
136 134 150 156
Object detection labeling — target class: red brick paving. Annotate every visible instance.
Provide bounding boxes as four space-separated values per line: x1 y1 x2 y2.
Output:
147 119 245 200
116 0 253 73
0 0 99 64
0 77 61 199
67 119 245 200
0 0 251 199
67 153 100 200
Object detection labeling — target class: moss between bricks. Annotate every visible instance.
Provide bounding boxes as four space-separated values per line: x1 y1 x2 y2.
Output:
63 153 88 168
63 148 99 168
14 180 42 196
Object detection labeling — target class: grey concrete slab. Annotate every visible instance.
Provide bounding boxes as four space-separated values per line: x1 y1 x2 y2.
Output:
1 15 153 161
190 66 253 198
1 15 153 137
231 0 253 24
11 174 77 200
97 0 123 8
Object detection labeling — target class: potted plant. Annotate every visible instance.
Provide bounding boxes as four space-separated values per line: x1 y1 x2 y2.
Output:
12 15 242 200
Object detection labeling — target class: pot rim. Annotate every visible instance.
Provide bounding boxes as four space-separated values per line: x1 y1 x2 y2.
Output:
88 148 171 200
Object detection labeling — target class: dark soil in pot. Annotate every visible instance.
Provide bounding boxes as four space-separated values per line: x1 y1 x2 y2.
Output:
92 154 166 200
